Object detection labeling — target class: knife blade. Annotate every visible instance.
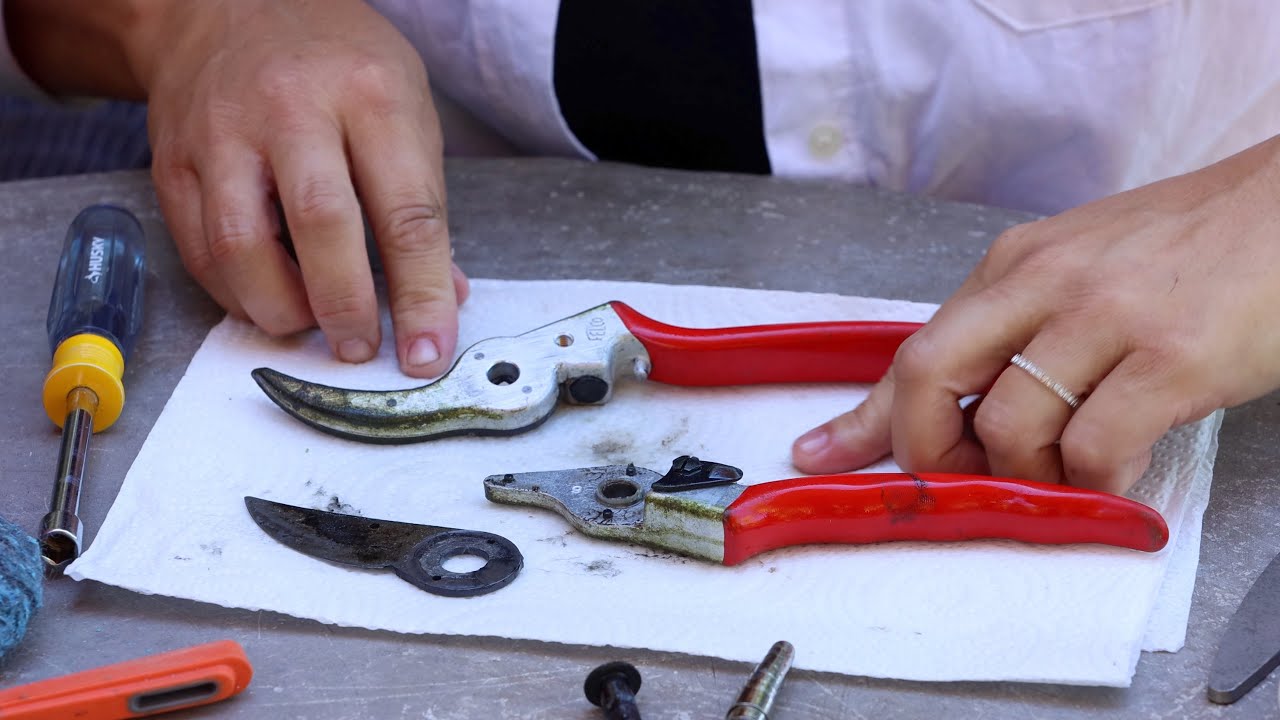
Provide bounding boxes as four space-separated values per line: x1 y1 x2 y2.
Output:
244 497 522 597
1208 548 1280 703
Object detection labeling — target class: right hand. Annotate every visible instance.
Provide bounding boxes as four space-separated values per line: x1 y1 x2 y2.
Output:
11 0 466 376
793 134 1280 494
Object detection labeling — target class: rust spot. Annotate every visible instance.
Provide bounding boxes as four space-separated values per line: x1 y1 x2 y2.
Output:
591 433 634 463
581 559 621 577
325 495 358 514
660 417 691 449
537 533 570 547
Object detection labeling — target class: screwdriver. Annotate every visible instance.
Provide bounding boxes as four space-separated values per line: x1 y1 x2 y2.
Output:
39 204 146 577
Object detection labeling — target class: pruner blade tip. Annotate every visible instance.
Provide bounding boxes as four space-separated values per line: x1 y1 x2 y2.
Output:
250 366 416 444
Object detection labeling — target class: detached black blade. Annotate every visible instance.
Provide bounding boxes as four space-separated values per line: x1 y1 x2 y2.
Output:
1209 550 1280 703
244 497 523 597
244 496 445 569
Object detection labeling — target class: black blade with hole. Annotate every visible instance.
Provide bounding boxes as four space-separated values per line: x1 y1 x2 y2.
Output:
244 496 522 597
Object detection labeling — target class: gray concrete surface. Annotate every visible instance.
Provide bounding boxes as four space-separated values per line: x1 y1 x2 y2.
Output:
0 158 1275 718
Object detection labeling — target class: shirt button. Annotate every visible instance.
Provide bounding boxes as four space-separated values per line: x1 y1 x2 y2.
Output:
808 124 843 159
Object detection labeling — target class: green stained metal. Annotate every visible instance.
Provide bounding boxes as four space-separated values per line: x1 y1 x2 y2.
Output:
639 486 744 563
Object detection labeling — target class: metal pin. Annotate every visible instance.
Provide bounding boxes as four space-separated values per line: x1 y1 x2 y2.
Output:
632 358 651 381
726 641 795 719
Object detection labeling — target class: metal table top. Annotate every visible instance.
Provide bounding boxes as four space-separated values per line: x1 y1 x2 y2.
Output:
1 158 1273 718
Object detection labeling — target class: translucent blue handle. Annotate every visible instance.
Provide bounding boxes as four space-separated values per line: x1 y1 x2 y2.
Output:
46 205 146 360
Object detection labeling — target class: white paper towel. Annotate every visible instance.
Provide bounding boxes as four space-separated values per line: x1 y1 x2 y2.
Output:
70 279 1219 687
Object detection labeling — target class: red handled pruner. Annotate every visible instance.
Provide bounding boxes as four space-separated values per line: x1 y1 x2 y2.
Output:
252 301 920 443
483 456 1170 564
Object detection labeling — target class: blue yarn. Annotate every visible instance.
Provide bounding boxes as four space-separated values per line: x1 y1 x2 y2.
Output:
0 515 42 659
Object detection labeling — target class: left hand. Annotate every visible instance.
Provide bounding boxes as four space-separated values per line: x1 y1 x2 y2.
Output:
792 134 1280 494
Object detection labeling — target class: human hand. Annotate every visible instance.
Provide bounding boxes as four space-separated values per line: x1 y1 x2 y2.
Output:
793 135 1280 494
126 0 465 377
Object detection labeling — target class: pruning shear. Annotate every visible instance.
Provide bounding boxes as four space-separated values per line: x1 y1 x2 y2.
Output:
251 301 921 442
484 456 1170 564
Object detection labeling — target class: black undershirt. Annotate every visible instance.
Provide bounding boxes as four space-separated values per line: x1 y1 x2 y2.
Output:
553 0 771 174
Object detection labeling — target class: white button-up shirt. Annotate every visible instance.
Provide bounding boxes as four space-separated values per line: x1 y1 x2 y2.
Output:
4 1 1278 214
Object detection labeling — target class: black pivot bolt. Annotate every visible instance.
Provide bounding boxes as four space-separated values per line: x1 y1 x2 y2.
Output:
584 661 643 720
568 375 610 403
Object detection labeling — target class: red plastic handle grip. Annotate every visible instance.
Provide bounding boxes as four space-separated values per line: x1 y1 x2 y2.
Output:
610 301 922 386
720 473 1169 565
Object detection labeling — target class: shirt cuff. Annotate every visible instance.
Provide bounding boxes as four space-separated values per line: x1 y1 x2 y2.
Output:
0 0 52 98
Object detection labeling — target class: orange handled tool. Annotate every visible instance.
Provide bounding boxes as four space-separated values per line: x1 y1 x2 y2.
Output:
0 640 252 719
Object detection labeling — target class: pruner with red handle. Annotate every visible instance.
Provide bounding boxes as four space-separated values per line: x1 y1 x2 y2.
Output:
251 301 921 443
483 455 1171 564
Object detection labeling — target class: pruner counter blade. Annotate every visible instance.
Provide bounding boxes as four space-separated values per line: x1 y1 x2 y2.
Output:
484 458 748 563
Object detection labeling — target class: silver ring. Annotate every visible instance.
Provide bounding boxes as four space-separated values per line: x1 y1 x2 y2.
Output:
1009 353 1083 409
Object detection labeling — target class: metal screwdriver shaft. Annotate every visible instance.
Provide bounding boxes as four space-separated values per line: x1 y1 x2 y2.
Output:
726 641 795 720
39 205 145 577
40 387 97 573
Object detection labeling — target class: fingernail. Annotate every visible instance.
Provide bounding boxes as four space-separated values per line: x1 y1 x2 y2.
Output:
794 428 831 456
407 336 440 368
337 338 374 363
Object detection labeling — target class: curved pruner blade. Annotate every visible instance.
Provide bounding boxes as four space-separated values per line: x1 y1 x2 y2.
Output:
250 366 556 444
251 303 648 443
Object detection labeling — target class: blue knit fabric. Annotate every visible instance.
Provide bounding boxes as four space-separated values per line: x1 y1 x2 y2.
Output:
0 97 150 181
0 515 41 659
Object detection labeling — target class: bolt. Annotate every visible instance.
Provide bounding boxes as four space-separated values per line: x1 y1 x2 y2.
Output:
725 641 794 719
584 661 643 720
568 375 609 403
